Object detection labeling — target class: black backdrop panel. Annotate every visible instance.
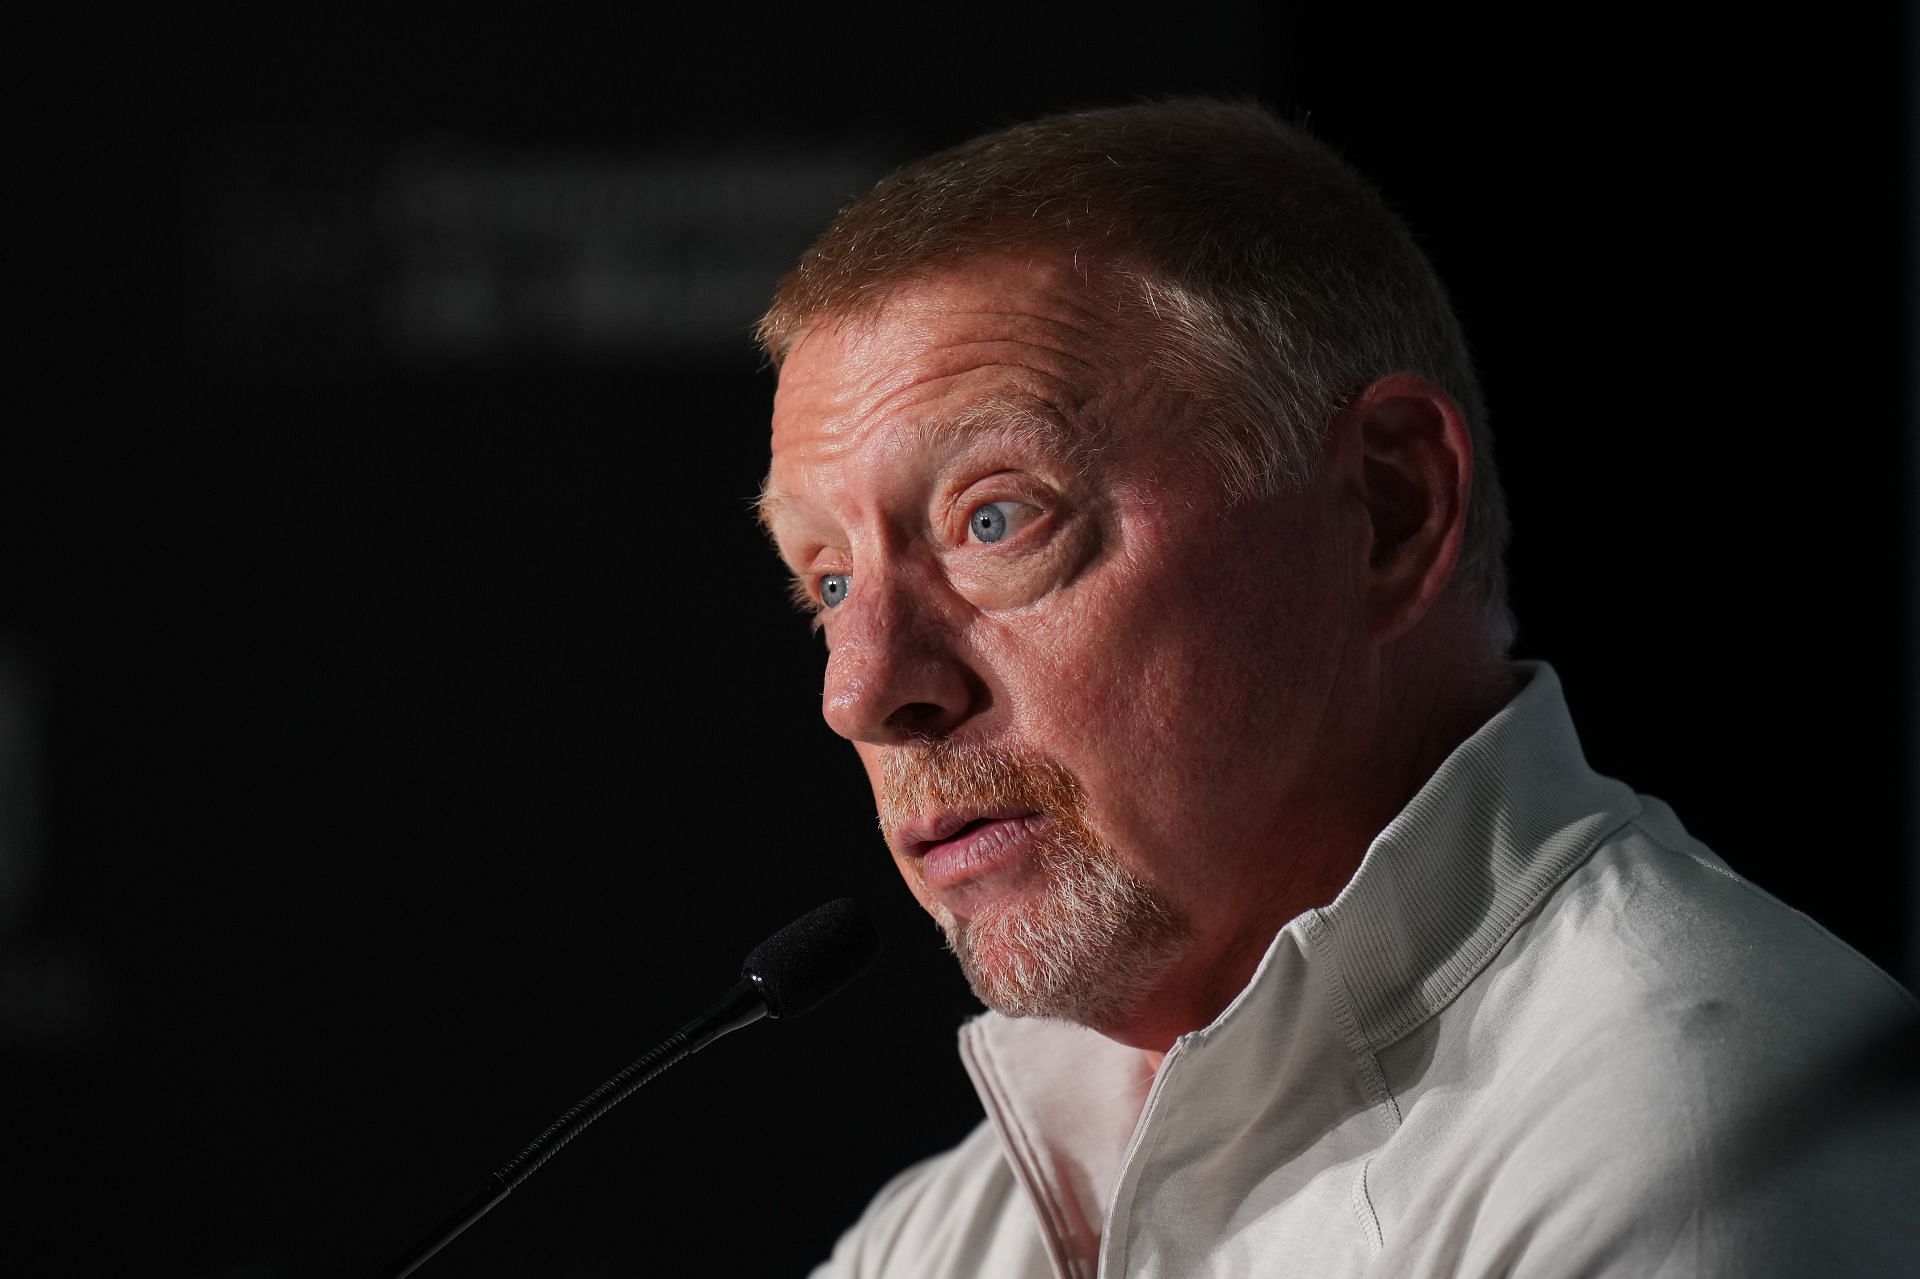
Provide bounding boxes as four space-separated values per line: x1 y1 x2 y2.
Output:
5 8 1909 1276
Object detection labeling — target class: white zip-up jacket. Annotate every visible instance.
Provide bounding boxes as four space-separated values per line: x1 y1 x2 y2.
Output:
811 664 1919 1277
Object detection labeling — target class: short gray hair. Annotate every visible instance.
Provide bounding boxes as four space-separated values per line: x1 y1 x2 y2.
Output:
760 98 1512 643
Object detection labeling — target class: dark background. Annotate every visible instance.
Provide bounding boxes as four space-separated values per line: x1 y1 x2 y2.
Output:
6 8 1913 1276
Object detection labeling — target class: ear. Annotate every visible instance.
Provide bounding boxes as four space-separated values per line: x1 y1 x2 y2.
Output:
1333 372 1473 644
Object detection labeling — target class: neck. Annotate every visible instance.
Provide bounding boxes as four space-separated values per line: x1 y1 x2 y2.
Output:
1378 645 1525 822
1110 635 1522 1056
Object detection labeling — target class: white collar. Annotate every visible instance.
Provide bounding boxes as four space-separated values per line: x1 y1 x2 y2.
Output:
957 662 1642 1263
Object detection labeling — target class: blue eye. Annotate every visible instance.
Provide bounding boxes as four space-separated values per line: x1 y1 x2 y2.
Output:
819 574 850 608
969 501 1020 544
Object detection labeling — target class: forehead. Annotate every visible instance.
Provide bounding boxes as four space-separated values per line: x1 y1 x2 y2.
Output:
766 254 1139 492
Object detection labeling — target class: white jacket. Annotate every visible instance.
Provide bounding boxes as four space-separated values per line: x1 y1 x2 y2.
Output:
811 664 1919 1277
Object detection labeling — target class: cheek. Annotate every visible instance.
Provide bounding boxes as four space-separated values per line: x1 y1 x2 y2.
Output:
999 515 1351 847
990 574 1219 789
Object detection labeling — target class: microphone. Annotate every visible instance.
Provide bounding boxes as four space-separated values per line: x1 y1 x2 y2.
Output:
362 899 880 1279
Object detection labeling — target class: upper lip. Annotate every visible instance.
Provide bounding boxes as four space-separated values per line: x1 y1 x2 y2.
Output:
895 807 1036 857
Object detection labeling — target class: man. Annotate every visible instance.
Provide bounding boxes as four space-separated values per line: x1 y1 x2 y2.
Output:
756 100 1916 1277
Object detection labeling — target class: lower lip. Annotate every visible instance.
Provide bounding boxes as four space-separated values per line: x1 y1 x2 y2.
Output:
917 815 1045 894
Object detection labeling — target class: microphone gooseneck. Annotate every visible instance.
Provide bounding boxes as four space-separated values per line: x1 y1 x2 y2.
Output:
361 899 880 1279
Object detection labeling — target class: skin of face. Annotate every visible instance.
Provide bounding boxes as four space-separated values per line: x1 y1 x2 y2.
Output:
763 250 1487 1052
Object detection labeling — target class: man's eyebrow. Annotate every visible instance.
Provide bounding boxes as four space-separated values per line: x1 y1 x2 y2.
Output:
756 391 1092 536
918 390 1087 461
754 483 796 539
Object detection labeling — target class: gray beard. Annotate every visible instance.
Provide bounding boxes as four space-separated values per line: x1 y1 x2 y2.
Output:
879 738 1191 1031
931 822 1188 1030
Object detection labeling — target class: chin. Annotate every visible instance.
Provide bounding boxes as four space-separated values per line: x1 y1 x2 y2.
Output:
938 855 1190 1030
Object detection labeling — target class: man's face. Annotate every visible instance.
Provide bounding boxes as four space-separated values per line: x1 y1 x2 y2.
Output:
763 253 1370 1045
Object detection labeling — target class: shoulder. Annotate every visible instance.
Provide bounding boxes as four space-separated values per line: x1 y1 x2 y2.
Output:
1548 796 1915 1035
1376 801 1920 1275
808 1121 1052 1279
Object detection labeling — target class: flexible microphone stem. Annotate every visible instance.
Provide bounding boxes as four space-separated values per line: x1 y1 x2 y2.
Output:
359 899 877 1277
362 979 767 1279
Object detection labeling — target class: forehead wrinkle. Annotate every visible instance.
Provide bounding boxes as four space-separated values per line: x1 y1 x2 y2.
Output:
761 276 1128 540
756 387 1098 540
917 388 1103 474
928 310 1105 375
752 374 1113 533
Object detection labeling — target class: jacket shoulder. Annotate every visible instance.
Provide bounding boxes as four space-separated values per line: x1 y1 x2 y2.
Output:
1373 801 1920 1275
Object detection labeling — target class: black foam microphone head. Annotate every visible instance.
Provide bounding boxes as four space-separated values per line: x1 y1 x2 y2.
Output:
741 898 881 1020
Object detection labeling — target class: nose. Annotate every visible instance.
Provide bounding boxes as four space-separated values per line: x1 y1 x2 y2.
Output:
821 570 982 744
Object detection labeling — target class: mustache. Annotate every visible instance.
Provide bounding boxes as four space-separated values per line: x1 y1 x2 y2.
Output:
878 740 1088 839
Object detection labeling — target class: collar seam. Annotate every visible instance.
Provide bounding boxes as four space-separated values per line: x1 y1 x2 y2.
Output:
1355 802 1643 1054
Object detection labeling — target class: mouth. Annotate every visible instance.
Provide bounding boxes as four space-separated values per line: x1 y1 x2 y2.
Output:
896 809 1045 894
898 807 1035 855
